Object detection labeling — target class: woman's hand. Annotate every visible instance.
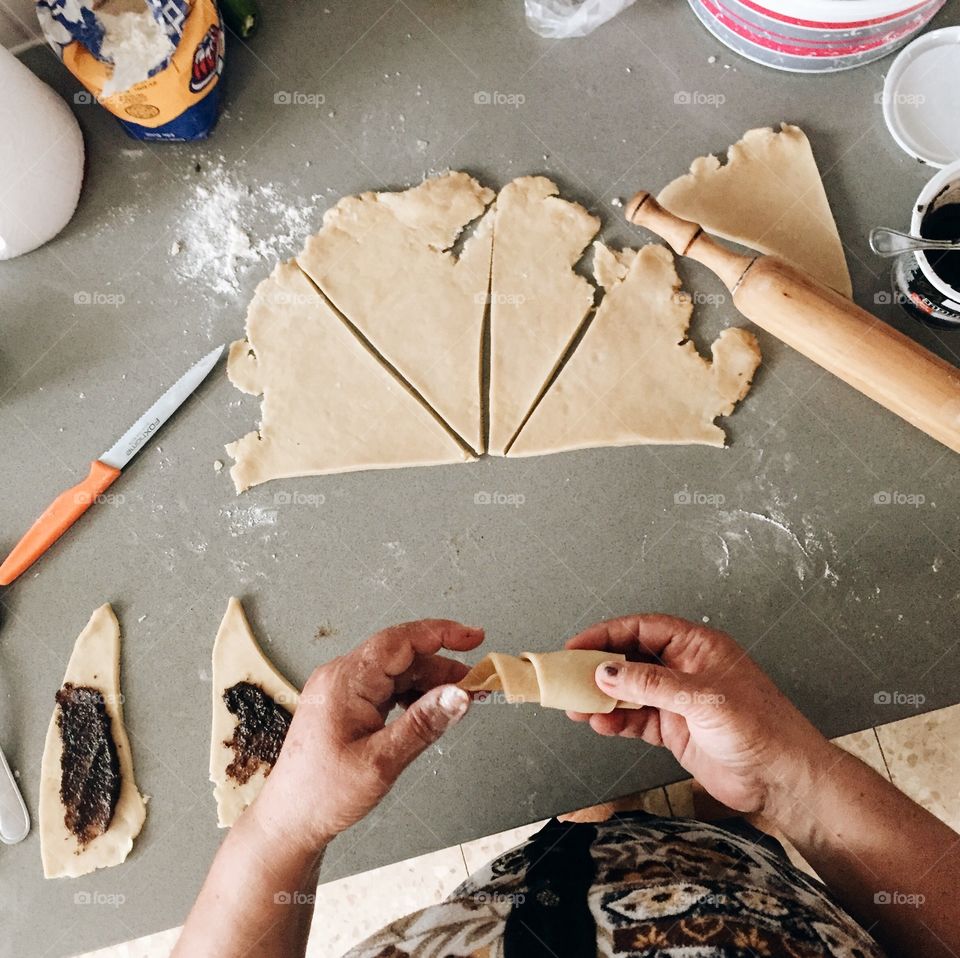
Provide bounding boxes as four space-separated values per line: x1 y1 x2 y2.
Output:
566 614 832 820
252 619 483 853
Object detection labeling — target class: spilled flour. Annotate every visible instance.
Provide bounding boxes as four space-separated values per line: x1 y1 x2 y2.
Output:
219 505 278 536
708 509 840 586
173 159 320 298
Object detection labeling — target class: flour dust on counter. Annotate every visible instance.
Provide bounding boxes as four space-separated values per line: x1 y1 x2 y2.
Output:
508 243 761 457
658 124 852 297
210 597 300 827
172 158 321 301
38 605 147 879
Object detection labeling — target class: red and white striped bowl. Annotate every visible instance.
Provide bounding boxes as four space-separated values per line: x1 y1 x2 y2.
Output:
688 0 946 72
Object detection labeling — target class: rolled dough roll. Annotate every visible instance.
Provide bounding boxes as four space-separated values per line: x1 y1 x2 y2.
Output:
458 650 642 713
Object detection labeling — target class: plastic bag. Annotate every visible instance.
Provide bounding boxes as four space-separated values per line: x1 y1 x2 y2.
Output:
524 0 637 38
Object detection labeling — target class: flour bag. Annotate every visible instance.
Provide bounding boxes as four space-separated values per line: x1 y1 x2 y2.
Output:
35 0 224 141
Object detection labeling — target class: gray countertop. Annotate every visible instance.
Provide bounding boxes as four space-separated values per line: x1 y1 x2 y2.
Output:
3 1 959 954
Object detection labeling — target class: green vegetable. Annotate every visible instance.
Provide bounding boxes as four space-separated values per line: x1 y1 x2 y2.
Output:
220 0 260 39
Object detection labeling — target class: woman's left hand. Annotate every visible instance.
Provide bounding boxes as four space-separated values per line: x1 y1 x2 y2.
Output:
252 619 483 853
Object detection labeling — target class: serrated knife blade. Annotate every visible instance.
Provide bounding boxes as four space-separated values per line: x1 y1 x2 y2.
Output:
0 345 224 586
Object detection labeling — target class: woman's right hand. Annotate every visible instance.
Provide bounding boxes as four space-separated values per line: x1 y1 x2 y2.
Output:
566 614 834 822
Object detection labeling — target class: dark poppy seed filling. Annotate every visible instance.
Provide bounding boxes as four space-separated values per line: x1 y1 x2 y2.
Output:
56 683 121 846
223 681 292 785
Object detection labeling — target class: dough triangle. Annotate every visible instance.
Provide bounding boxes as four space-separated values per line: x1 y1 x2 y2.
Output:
297 172 494 454
39 604 146 878
210 597 300 828
658 123 852 297
508 243 761 457
225 260 473 492
488 176 600 454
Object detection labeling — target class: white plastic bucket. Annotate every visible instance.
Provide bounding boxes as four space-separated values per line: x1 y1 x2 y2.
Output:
688 0 946 72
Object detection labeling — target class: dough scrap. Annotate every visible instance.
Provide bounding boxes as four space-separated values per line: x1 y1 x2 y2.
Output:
210 597 300 828
39 605 146 879
658 124 852 297
297 172 495 454
458 650 643 713
488 176 601 455
508 243 761 457
225 260 473 492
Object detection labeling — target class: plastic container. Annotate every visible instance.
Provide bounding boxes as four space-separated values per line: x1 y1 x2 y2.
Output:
0 46 84 260
687 0 946 72
891 159 960 328
881 26 960 168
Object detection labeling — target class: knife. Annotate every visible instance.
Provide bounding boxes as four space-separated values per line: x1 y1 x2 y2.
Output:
0 345 225 586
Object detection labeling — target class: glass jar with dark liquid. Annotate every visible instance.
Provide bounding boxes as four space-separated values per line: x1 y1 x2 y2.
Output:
892 162 960 330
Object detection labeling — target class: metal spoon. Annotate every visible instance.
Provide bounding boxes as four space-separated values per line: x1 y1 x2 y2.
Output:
0 744 29 844
870 226 960 257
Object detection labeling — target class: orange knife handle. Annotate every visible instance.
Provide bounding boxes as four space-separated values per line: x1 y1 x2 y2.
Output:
0 460 121 586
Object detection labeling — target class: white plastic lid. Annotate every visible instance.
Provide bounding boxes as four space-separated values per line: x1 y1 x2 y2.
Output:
882 27 960 168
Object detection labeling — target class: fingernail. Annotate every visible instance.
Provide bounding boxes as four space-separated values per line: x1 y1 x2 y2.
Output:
598 663 620 681
439 685 470 717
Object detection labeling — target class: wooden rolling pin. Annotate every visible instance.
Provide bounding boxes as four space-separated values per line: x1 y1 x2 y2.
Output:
626 191 960 455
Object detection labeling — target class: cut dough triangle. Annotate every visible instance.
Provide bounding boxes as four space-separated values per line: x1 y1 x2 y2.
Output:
488 176 601 455
298 172 495 454
508 243 761 457
658 123 852 297
39 605 146 879
210 597 300 828
225 260 473 492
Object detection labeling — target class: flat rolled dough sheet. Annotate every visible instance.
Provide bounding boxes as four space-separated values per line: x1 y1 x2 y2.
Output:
508 243 761 457
210 597 300 828
298 172 495 454
658 124 852 297
458 650 643 713
488 176 601 455
225 261 473 493
38 605 147 879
